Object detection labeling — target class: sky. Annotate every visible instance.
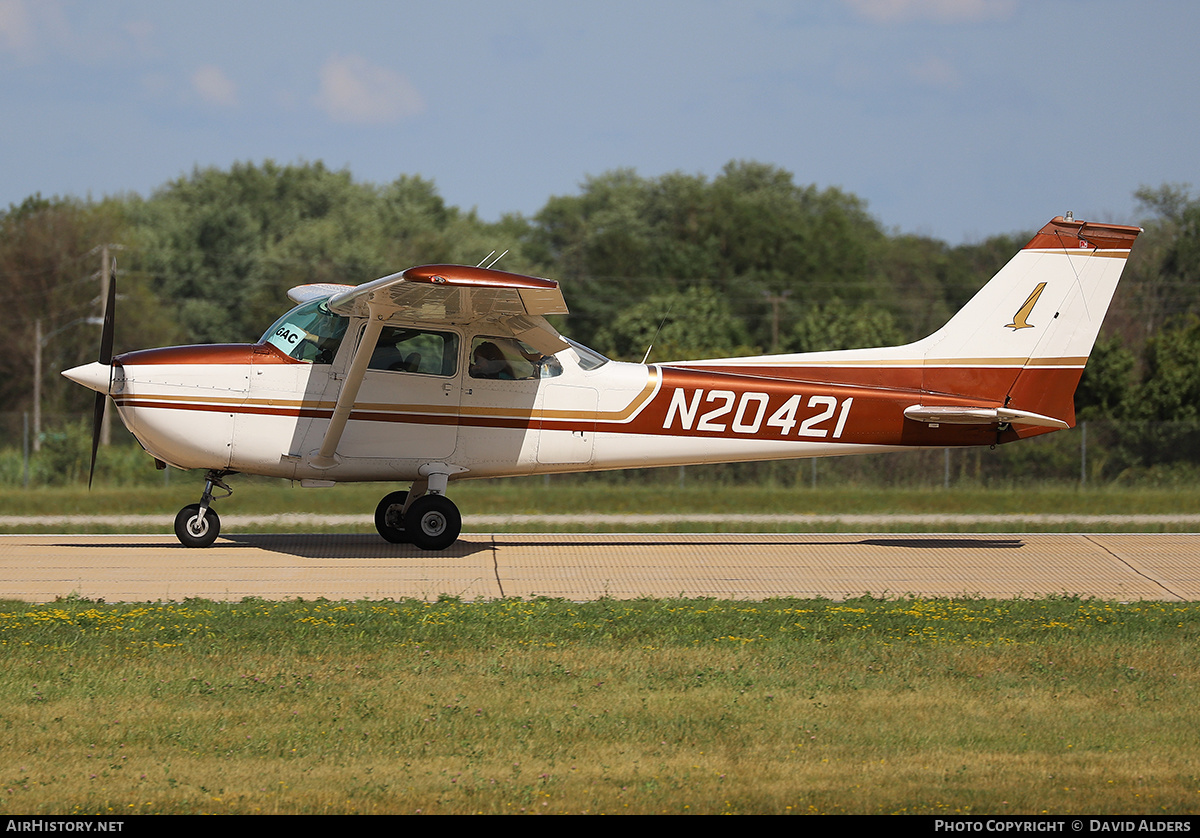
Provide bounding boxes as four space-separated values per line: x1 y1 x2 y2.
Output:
2 0 1198 243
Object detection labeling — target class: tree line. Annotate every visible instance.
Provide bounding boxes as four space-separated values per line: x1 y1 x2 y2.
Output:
4 160 1199 448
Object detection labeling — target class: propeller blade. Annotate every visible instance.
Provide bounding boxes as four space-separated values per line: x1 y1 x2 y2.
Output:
98 261 116 365
88 261 118 488
88 390 105 489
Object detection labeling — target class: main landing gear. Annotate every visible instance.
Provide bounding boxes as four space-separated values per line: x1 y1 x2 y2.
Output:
374 490 410 544
405 495 462 551
373 478 462 551
174 470 232 548
172 469 463 551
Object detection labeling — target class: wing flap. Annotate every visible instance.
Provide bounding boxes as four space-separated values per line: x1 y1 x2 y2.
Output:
518 287 570 316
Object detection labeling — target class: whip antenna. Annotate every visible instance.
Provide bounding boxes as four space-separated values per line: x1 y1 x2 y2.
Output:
474 250 510 269
641 301 675 365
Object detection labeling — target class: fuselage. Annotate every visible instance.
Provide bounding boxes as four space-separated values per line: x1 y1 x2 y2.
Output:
93 323 1040 486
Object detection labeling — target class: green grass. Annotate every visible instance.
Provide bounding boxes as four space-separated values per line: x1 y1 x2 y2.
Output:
6 479 1200 517
3 481 1200 535
1 596 1197 814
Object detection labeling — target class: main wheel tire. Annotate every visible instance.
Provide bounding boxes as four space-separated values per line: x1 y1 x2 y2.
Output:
174 503 220 548
404 495 461 551
373 490 410 544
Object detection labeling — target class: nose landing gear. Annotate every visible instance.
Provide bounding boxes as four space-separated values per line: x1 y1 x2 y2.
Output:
174 471 233 548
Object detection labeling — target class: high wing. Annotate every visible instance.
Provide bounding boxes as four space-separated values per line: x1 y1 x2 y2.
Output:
305 264 570 468
325 264 569 354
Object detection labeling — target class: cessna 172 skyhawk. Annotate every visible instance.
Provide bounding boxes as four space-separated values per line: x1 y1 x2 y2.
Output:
63 214 1141 550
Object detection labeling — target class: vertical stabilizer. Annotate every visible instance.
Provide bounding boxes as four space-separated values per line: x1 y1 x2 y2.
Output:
917 216 1141 428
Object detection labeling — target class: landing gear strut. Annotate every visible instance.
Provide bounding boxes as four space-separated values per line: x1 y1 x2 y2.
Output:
174 471 232 548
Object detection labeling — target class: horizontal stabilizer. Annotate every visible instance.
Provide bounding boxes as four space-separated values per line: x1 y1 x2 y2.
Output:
904 404 1069 429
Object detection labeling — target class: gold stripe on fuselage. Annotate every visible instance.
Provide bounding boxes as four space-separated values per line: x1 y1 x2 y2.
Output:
114 368 662 424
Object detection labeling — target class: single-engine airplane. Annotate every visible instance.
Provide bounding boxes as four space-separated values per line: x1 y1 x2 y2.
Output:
63 214 1141 550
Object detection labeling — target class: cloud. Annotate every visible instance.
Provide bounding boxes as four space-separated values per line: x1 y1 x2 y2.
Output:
122 19 156 58
908 55 963 89
0 0 37 57
844 0 1017 24
2 1 152 64
192 64 238 107
313 53 424 124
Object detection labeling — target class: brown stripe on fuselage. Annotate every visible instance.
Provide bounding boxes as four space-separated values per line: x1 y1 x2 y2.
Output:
116 343 298 366
113 359 1079 450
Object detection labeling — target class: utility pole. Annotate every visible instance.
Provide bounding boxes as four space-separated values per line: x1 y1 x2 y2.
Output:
31 245 116 452
762 290 791 353
33 319 42 452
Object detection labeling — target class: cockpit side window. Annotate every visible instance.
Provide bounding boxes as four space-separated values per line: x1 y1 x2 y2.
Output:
261 299 348 364
469 336 563 381
369 327 459 376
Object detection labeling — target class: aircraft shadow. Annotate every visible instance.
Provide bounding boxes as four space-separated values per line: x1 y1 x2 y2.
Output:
49 534 1024 560
489 536 1026 550
224 534 494 560
48 535 493 560
856 537 1024 550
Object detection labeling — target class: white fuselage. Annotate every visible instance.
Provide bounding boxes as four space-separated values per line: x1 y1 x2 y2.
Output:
106 326 897 486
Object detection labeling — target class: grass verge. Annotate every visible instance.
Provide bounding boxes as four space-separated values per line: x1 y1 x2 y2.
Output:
3 482 1200 534
1 596 1197 815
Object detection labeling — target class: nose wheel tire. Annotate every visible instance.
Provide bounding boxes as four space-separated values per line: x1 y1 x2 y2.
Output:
373 490 411 544
174 503 220 548
404 495 461 551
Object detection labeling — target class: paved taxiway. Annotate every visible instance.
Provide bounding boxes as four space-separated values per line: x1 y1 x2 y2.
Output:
1 532 1196 602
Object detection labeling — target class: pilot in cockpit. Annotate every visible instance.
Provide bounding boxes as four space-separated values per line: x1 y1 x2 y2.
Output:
469 337 563 380
470 341 515 379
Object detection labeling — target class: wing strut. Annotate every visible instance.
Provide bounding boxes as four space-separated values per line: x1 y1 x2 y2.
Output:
309 314 386 469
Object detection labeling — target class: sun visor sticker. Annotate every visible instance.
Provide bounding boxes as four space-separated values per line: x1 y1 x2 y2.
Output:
266 321 307 355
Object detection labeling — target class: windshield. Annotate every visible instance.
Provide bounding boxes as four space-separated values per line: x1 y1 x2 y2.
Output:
563 337 609 370
260 298 348 364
